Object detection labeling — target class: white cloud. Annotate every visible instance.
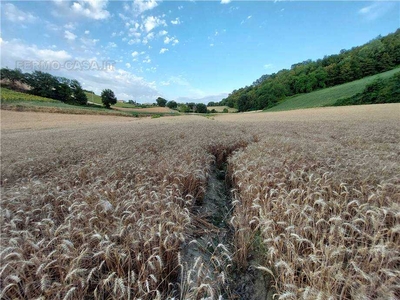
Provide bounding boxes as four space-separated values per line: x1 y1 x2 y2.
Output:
221 0 231 4
80 37 99 47
108 42 117 48
119 13 129 21
161 76 190 87
125 63 131 68
132 0 158 15
64 22 76 30
159 30 168 36
1 38 72 68
3 3 37 23
45 21 60 32
143 56 151 63
143 16 167 33
247 15 252 19
358 2 394 21
128 29 142 38
64 30 77 41
171 17 181 25
159 48 169 54
178 6 184 10
128 38 141 45
146 32 155 40
71 0 110 20
85 30 90 34
164 36 179 45
264 64 273 69
131 51 139 57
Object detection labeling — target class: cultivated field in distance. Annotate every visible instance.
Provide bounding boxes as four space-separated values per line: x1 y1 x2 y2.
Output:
113 106 177 114
1 104 399 299
207 106 238 113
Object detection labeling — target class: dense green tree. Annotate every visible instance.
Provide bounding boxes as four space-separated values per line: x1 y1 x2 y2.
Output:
70 80 88 105
237 95 250 112
27 71 59 98
178 104 190 113
128 100 137 105
101 89 117 108
186 102 196 112
54 82 72 102
166 100 178 109
196 103 207 113
156 97 167 107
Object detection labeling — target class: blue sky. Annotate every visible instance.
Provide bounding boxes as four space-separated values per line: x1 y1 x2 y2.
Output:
1 0 399 103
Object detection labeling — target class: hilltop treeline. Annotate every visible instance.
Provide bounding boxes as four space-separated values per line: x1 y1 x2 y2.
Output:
220 29 400 111
0 68 88 105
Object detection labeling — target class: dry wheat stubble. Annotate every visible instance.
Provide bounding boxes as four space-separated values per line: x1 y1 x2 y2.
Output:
1 103 399 299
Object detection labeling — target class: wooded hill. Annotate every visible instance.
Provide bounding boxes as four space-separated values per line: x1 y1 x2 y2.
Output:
220 29 400 111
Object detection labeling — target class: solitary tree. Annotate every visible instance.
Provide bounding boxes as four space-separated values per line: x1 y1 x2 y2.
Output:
156 97 167 107
101 89 117 108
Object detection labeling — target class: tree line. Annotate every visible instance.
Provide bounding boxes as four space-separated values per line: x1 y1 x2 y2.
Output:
155 97 209 113
219 29 400 112
0 68 88 105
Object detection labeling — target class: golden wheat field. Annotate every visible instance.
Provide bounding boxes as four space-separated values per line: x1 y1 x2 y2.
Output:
1 104 399 300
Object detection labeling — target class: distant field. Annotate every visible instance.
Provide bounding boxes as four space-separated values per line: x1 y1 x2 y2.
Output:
207 105 237 113
1 100 144 117
114 106 178 114
0 88 58 102
266 67 400 112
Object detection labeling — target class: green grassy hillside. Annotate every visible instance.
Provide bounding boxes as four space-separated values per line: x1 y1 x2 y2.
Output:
84 92 103 104
1 88 58 103
266 67 400 112
85 92 141 108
